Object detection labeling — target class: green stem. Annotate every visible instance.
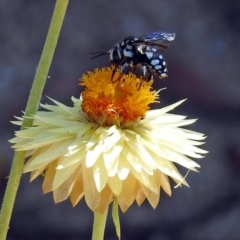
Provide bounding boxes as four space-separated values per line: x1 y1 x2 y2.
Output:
92 208 109 240
0 1 69 239
112 199 121 239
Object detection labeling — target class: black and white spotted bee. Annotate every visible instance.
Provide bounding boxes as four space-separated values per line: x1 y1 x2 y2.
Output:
89 31 175 81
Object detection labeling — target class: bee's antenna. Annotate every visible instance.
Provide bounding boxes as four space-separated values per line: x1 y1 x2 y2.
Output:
89 51 108 59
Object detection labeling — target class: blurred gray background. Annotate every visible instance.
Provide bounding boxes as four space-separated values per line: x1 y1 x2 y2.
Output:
1 1 240 239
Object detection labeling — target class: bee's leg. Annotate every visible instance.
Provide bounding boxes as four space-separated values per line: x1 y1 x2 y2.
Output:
140 64 151 80
111 66 118 82
134 64 145 89
137 65 153 89
146 71 153 81
112 61 128 83
144 65 153 82
120 62 129 74
130 63 139 77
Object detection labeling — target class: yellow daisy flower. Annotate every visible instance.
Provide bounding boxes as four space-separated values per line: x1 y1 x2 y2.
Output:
10 67 207 213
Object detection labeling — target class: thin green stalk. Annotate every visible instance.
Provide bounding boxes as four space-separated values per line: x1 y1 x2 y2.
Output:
92 208 109 240
0 1 69 239
112 199 121 239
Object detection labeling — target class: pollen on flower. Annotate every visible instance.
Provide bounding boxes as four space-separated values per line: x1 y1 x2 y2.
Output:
80 67 157 127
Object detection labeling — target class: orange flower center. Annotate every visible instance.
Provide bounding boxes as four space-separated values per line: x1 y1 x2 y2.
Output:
80 67 158 127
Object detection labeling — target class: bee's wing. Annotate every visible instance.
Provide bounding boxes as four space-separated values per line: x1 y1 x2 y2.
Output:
133 41 169 49
132 32 175 49
139 31 176 42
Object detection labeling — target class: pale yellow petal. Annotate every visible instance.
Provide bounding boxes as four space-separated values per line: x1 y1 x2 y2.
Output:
56 152 84 169
105 154 119 178
27 138 74 167
42 160 58 193
143 138 200 169
70 175 84 206
9 136 30 146
130 167 157 193
101 126 122 151
118 200 129 213
121 144 142 173
118 174 136 212
92 155 108 192
158 171 171 196
140 183 160 209
135 182 146 206
151 153 188 184
125 135 157 173
53 170 78 203
18 132 73 151
96 185 113 213
117 152 130 180
33 114 82 128
85 134 104 167
103 146 122 177
107 175 123 195
145 114 187 124
44 97 81 118
23 148 49 172
13 125 52 139
30 165 47 181
144 100 186 119
82 162 100 211
52 164 80 191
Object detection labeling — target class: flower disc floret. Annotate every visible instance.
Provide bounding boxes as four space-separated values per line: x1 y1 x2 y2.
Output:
80 67 157 127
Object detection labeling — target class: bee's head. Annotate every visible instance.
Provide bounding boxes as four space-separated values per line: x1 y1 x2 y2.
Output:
89 43 122 65
108 44 122 64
